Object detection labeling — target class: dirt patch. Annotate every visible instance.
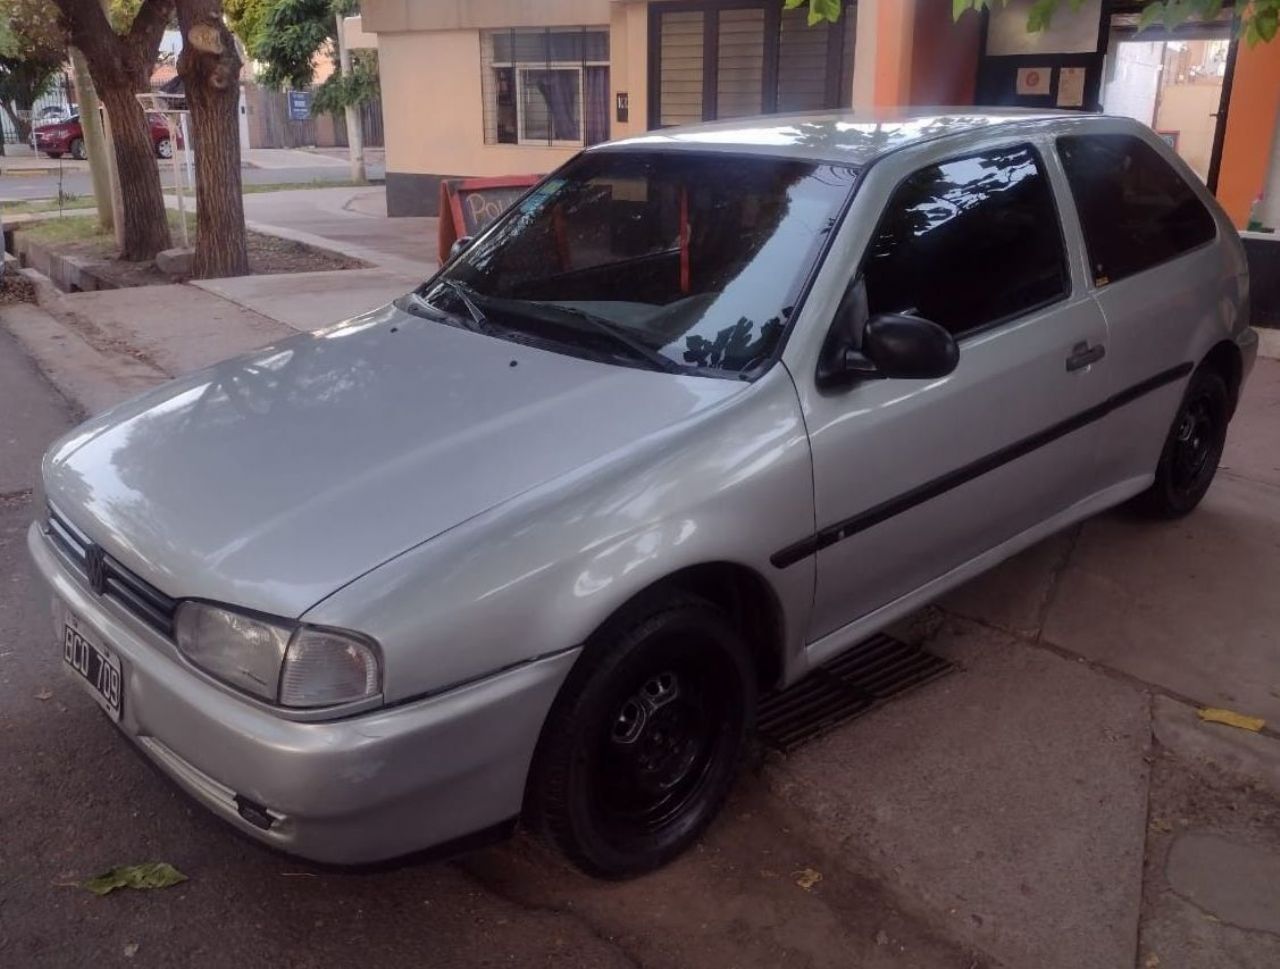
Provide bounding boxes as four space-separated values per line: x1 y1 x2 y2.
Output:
0 273 37 304
42 232 366 289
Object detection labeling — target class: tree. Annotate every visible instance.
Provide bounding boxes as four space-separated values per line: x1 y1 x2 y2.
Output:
52 0 172 260
248 0 378 129
176 0 248 277
0 1 65 148
789 0 1279 44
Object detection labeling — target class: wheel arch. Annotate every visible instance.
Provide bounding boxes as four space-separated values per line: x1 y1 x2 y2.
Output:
1202 339 1243 416
581 561 787 693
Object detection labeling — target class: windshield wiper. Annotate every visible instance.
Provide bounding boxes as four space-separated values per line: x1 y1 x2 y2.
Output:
435 279 492 334
524 301 684 375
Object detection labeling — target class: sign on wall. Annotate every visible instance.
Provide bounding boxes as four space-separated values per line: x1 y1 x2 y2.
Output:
1016 67 1053 96
287 91 312 121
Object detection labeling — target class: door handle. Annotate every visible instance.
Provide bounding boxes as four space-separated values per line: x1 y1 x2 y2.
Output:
1066 341 1105 372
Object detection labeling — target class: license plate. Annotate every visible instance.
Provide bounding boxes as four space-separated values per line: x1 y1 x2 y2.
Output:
63 622 122 721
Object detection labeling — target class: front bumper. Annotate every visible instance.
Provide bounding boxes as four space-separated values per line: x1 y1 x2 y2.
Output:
28 521 578 864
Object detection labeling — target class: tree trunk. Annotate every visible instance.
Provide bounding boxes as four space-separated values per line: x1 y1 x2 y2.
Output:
98 85 172 260
177 2 248 279
53 0 174 261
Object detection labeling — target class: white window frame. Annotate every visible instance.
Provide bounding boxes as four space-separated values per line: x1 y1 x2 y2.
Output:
487 28 609 149
512 65 587 147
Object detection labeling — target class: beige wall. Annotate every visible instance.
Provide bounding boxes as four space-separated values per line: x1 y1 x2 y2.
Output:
379 30 587 178
365 0 610 33
1155 81 1224 182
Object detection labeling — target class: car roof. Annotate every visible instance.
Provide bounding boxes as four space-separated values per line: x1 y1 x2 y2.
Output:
599 107 1102 167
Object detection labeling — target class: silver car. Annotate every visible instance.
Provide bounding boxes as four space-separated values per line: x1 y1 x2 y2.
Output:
30 110 1256 877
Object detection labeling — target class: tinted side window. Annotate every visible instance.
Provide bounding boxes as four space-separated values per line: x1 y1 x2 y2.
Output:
862 145 1069 338
1057 134 1216 286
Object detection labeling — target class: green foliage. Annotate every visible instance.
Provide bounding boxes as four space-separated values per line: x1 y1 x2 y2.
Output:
253 0 357 89
311 49 379 115
782 0 845 27
949 0 1279 45
225 0 272 55
0 0 65 137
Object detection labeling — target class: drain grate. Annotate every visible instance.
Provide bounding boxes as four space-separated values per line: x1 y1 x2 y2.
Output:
756 633 954 753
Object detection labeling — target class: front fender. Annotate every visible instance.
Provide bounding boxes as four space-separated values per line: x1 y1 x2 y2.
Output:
303 366 817 704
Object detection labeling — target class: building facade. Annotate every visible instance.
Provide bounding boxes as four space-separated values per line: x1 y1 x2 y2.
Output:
362 0 1280 228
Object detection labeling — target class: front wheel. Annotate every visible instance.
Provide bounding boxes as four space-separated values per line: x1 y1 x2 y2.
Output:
69 138 86 161
526 593 755 878
155 137 173 159
1133 367 1229 519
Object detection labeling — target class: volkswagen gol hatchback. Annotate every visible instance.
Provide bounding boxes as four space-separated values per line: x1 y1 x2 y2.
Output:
31 111 1256 877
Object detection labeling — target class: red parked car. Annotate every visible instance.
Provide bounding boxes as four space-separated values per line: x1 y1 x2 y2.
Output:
34 114 181 160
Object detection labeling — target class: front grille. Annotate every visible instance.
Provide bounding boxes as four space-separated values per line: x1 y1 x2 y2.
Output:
46 505 177 636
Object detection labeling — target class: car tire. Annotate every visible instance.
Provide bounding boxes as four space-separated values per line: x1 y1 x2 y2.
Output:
156 137 173 160
526 592 755 879
1133 366 1229 519
69 139 86 161
45 151 63 159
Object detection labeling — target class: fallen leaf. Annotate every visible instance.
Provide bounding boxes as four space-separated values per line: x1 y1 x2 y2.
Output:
35 688 52 701
123 943 139 958
793 867 822 891
1144 954 1160 968
1198 707 1265 733
1149 818 1174 833
82 862 187 896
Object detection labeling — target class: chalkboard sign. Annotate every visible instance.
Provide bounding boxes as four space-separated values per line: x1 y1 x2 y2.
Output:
438 175 541 263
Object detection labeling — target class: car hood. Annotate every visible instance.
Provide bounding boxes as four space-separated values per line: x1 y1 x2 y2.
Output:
44 304 743 617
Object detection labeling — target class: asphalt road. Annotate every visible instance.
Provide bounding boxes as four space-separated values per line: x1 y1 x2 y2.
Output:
0 328 976 968
0 164 385 202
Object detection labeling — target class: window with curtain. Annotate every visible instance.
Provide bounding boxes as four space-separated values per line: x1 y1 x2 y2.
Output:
482 28 610 148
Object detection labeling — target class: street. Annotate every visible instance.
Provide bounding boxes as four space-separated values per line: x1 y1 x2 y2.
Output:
0 157 386 203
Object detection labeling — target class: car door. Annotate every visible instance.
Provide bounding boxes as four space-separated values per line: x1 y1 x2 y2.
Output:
1055 130 1228 492
788 140 1111 657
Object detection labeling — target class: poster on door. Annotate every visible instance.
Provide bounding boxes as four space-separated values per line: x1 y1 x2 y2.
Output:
1016 67 1053 96
1056 67 1086 108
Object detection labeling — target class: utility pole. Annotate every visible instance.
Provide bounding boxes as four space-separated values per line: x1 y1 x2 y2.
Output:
335 13 366 184
1258 102 1280 231
68 48 114 233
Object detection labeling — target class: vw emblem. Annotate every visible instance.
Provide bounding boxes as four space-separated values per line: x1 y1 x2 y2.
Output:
84 544 108 596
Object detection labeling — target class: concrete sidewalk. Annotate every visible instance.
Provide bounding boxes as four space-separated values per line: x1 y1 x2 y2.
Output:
160 185 435 278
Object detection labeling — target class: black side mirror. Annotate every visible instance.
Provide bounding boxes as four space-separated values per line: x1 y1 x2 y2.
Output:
859 313 959 380
449 235 474 261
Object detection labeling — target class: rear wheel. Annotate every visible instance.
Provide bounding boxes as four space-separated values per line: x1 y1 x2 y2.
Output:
155 137 173 159
1133 367 1229 519
526 593 755 878
69 138 86 161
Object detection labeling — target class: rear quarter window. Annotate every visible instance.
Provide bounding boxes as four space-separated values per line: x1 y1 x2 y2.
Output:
1056 133 1217 287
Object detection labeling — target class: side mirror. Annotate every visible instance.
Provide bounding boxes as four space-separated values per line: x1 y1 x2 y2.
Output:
449 235 474 261
859 313 959 380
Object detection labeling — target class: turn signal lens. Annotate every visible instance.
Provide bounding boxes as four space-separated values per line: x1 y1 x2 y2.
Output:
279 629 381 708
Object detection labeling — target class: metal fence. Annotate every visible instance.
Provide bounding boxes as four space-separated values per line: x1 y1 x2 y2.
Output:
2 72 76 145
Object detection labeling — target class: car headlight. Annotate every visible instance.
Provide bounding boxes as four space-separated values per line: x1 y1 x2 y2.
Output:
174 602 381 708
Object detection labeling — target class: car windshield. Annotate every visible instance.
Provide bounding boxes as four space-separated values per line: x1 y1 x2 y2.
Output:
415 151 857 378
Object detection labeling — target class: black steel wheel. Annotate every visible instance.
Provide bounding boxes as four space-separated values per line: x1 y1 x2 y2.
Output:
1134 367 1229 519
526 592 754 878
